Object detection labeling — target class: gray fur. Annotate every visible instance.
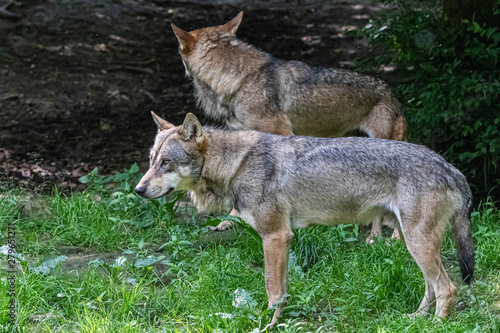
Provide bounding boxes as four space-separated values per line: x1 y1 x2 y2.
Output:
136 113 474 325
172 13 407 238
172 14 406 140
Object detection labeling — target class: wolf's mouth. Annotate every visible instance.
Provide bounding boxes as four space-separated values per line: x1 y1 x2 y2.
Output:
164 188 175 196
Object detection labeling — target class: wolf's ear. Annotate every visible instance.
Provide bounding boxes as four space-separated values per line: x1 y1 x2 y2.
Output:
171 23 196 54
151 111 175 131
181 113 205 144
223 11 243 36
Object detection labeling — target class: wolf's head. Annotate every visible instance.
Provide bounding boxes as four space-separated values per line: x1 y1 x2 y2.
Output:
171 12 243 76
135 112 206 199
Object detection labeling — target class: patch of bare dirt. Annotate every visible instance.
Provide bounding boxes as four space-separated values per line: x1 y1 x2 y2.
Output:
0 0 384 190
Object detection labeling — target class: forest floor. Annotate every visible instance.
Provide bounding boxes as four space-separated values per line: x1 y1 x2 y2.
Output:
0 0 385 190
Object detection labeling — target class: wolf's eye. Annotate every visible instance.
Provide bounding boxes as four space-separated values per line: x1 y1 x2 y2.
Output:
162 160 170 167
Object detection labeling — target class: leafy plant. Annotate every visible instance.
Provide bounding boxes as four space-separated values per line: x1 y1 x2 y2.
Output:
336 224 359 242
122 239 166 271
355 0 500 199
79 163 142 209
285 287 319 318
2 189 499 331
78 167 113 193
158 234 192 259
111 163 141 193
150 191 185 223
88 256 127 282
108 163 143 211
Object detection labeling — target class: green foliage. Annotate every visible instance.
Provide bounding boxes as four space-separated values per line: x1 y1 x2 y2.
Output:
158 232 192 260
79 163 144 211
1 186 500 330
472 198 500 271
355 0 500 199
204 214 262 244
2 168 500 331
78 166 114 191
88 256 128 282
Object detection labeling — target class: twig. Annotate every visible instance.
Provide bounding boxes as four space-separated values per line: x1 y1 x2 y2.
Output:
106 65 154 75
0 106 35 129
0 1 21 19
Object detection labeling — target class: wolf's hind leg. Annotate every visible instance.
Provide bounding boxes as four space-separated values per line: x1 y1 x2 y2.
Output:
401 195 457 318
405 241 456 318
366 216 403 244
390 227 402 240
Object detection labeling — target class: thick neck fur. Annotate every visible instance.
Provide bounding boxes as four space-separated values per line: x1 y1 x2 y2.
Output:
189 129 259 213
187 35 268 97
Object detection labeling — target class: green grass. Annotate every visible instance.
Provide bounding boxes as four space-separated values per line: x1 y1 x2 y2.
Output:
0 178 499 332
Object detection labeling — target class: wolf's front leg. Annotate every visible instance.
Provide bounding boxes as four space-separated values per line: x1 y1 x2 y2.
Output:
366 217 402 244
366 217 383 244
262 229 294 327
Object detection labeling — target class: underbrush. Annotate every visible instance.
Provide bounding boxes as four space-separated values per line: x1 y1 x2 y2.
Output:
354 0 500 200
0 168 499 332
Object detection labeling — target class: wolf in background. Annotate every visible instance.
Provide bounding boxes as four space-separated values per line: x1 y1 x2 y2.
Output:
136 112 474 327
171 12 406 240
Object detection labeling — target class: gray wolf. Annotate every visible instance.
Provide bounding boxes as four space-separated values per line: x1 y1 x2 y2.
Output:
171 12 406 240
135 112 474 327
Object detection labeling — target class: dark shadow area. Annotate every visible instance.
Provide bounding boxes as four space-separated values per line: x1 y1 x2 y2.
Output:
0 0 384 190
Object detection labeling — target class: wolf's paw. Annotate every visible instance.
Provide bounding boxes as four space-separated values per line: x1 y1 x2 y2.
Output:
405 310 430 320
208 220 234 231
390 228 402 240
365 234 380 245
366 236 375 245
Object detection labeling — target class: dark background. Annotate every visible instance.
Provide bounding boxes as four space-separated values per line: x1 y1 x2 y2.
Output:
0 0 385 191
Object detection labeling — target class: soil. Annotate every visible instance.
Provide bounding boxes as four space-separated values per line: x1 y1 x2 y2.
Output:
0 0 385 191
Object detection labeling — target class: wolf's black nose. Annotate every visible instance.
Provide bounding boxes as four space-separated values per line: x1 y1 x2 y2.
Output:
135 185 146 197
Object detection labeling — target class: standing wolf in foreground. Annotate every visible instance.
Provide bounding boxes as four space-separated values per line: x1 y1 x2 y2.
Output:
171 12 406 239
136 112 474 327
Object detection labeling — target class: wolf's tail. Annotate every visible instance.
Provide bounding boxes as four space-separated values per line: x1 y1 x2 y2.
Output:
392 113 407 142
389 94 407 141
452 193 475 284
